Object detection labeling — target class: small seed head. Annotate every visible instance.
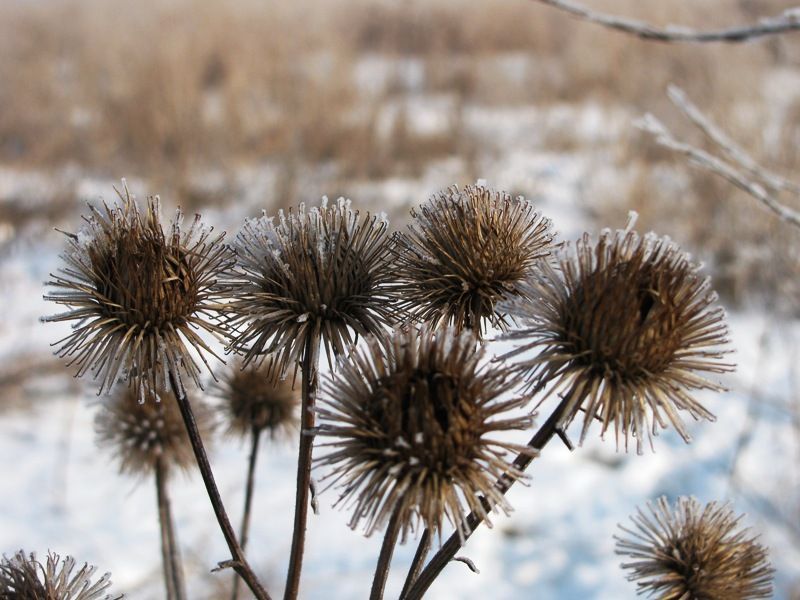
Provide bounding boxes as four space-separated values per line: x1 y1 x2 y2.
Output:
215 357 300 438
504 228 733 452
392 185 553 337
0 551 121 600
316 326 533 542
226 198 396 379
616 497 773 599
43 184 232 399
95 384 215 477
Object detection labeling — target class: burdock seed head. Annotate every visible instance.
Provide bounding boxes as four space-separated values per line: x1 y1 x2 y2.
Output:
95 384 215 477
615 497 773 599
43 183 232 400
0 551 122 599
225 197 396 379
503 227 733 452
315 326 533 542
215 356 300 438
391 184 553 337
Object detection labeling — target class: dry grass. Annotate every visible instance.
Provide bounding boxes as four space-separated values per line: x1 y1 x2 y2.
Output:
1 0 798 306
0 0 784 176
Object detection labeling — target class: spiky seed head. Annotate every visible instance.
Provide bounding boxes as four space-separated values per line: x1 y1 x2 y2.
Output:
43 184 232 400
0 551 121 600
215 357 300 438
95 384 215 477
315 326 534 542
503 228 733 452
225 197 396 379
615 497 773 599
391 184 553 337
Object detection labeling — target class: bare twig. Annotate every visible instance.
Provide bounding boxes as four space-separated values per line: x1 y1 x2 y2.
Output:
232 427 263 600
453 556 479 574
284 333 321 600
636 105 800 229
531 0 800 43
168 372 272 600
666 86 800 196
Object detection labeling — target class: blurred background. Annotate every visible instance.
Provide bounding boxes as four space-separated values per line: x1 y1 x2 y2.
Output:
1 0 799 597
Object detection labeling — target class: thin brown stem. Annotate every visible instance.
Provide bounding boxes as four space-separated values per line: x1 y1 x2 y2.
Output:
284 332 320 600
370 507 403 600
403 396 572 600
400 529 430 598
232 427 263 600
168 371 272 600
156 457 185 600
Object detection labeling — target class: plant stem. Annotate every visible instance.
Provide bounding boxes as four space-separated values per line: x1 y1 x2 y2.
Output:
284 333 320 600
370 506 403 600
156 457 185 600
232 427 263 600
403 396 572 600
168 371 272 600
399 529 430 598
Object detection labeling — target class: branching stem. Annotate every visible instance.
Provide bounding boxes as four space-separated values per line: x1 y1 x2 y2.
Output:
168 371 272 600
403 395 572 599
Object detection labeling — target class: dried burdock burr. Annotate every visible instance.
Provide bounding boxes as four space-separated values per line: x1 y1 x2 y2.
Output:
95 385 215 600
43 182 232 400
225 197 396 377
315 326 533 543
215 357 299 440
503 226 733 452
226 197 396 599
43 183 271 600
95 385 215 478
615 496 773 599
391 184 553 336
0 551 122 599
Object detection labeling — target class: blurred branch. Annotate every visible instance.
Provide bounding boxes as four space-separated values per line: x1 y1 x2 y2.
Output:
531 0 800 42
636 86 800 229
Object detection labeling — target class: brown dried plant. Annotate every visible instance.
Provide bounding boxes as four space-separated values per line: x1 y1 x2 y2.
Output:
315 326 533 543
615 497 773 599
212 357 300 600
215 357 299 439
391 184 553 337
225 197 396 376
95 385 215 478
95 385 216 600
0 551 121 600
43 183 232 400
225 196 396 598
503 226 733 452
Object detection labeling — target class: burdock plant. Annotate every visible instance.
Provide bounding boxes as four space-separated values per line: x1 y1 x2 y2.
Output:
503 224 734 453
0 551 121 599
392 184 553 336
315 326 533 600
214 357 299 600
96 385 216 600
225 197 396 599
402 221 738 600
615 497 773 599
42 184 271 600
